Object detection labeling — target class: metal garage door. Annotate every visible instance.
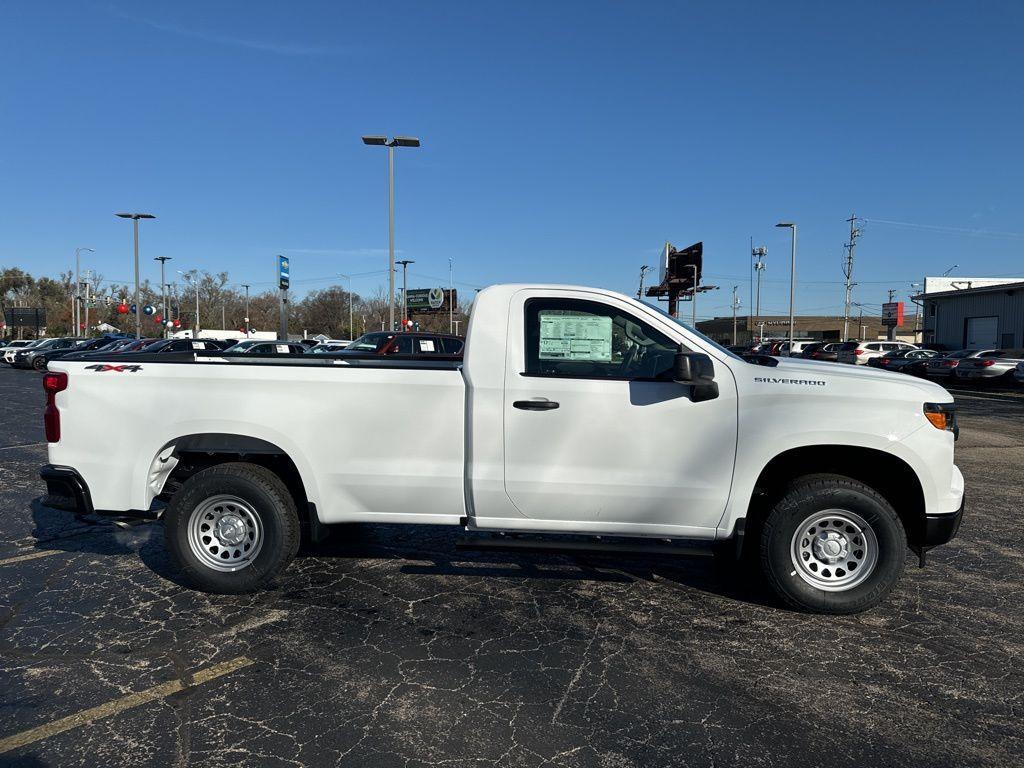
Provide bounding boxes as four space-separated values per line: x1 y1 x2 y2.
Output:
965 316 999 348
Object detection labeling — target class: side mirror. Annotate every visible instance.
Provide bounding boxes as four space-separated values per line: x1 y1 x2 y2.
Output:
673 348 719 402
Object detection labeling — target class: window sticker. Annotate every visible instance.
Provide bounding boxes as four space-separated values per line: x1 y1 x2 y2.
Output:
193 342 207 349
276 344 289 353
539 313 612 361
418 340 436 352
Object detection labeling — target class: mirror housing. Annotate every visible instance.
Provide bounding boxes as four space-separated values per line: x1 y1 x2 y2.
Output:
673 348 719 402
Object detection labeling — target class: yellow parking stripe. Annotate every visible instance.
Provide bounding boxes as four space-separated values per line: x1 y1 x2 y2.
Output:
0 550 63 567
0 656 254 754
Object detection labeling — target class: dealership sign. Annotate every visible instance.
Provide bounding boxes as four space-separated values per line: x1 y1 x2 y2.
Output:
406 288 456 314
881 301 905 327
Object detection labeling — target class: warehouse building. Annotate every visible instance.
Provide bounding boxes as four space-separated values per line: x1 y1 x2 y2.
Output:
917 279 1024 349
696 314 919 346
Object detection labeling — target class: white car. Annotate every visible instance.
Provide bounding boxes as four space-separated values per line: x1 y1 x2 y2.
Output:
776 340 816 357
837 340 919 365
2 339 41 364
40 283 964 615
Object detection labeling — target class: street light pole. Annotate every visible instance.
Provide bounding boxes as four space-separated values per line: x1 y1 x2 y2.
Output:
396 260 415 330
241 284 250 336
178 270 200 337
74 247 94 334
115 213 155 339
362 135 421 331
448 258 454 334
776 222 797 351
154 257 171 337
752 246 766 340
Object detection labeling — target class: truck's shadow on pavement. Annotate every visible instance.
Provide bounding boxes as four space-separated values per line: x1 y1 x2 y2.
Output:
29 499 777 609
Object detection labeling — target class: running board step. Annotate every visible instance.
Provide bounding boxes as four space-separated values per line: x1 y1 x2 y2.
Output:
455 535 713 558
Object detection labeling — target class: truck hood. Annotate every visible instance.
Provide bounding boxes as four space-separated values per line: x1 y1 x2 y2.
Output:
763 356 953 402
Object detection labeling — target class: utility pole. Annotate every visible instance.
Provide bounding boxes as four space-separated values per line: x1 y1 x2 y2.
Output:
843 213 862 341
637 265 650 300
338 274 354 339
752 245 766 340
154 257 171 337
83 272 91 335
74 247 94 334
886 288 898 341
731 286 741 345
396 259 414 330
448 258 454 334
241 284 250 336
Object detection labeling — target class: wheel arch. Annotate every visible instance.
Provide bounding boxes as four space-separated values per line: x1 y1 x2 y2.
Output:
743 445 927 548
152 433 319 533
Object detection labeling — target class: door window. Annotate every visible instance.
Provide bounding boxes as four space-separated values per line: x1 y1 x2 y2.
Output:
524 298 680 380
390 336 414 354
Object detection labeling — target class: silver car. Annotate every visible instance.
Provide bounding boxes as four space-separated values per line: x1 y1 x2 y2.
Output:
923 349 1003 380
953 349 1024 382
1015 361 1024 385
836 340 918 365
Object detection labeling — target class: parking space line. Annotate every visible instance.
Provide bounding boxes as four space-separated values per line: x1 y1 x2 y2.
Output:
0 442 47 452
0 549 64 567
0 656 254 755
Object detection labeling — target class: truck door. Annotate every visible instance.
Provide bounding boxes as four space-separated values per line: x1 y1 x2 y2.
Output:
500 293 738 536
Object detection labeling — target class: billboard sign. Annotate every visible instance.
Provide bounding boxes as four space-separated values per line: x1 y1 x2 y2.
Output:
406 288 457 314
3 308 46 328
278 255 290 290
881 301 904 327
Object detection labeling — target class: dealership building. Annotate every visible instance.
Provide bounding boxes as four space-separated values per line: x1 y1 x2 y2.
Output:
916 277 1024 349
696 314 919 346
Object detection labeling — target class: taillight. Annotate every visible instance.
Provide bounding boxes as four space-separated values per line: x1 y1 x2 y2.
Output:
979 359 996 367
879 358 891 365
942 360 957 368
42 371 68 443
854 349 864 355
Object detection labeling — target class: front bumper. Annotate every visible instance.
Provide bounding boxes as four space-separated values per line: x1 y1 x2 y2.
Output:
40 464 94 515
923 494 964 547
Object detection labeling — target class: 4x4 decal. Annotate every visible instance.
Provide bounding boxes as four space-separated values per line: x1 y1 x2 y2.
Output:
84 364 143 373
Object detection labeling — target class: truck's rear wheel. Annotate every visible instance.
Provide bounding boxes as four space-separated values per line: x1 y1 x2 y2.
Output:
164 462 300 593
760 474 906 614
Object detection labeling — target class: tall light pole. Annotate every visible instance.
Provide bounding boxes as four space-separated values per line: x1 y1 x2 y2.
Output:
731 285 741 345
941 264 959 277
154 257 172 338
776 222 797 350
396 259 415 330
241 284 251 336
362 135 421 331
115 213 155 339
338 274 354 339
752 246 766 340
74 247 94 334
637 265 650 300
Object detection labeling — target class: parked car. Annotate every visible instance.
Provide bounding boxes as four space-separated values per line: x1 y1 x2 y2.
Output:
1014 361 1024 385
0 339 38 364
921 349 1003 380
340 332 465 356
836 340 918 365
28 336 126 369
12 337 85 370
41 282 964 615
806 342 844 362
221 339 307 355
307 343 350 354
141 338 233 354
868 348 939 373
776 340 817 357
953 349 1024 383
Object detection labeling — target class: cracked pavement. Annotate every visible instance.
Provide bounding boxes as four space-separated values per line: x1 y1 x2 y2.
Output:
1 366 1022 767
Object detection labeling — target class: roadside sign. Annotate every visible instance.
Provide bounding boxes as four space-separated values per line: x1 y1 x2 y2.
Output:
881 302 904 327
278 256 290 290
406 288 456 314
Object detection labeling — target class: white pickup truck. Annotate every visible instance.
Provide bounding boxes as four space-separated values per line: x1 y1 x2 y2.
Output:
39 284 964 614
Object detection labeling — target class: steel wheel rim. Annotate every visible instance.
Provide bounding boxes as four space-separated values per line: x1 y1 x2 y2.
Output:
790 509 878 591
187 494 264 572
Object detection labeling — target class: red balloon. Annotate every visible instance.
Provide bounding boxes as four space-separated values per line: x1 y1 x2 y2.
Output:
117 303 129 314
172 319 181 328
154 314 163 324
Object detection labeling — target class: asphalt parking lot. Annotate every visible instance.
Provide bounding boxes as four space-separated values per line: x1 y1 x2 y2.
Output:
1 366 1022 768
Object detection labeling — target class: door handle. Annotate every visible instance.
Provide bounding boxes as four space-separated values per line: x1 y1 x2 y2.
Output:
513 399 559 411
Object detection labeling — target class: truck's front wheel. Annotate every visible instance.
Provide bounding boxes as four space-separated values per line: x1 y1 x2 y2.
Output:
760 474 906 614
164 462 300 593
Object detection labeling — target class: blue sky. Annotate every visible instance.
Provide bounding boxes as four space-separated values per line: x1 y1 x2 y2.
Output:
1 1 1022 320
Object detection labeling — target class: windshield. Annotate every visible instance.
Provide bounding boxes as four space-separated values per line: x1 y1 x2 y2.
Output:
345 333 394 352
641 302 743 361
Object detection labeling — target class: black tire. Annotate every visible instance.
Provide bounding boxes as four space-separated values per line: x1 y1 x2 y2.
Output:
164 462 300 594
759 474 906 614
32 357 47 371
